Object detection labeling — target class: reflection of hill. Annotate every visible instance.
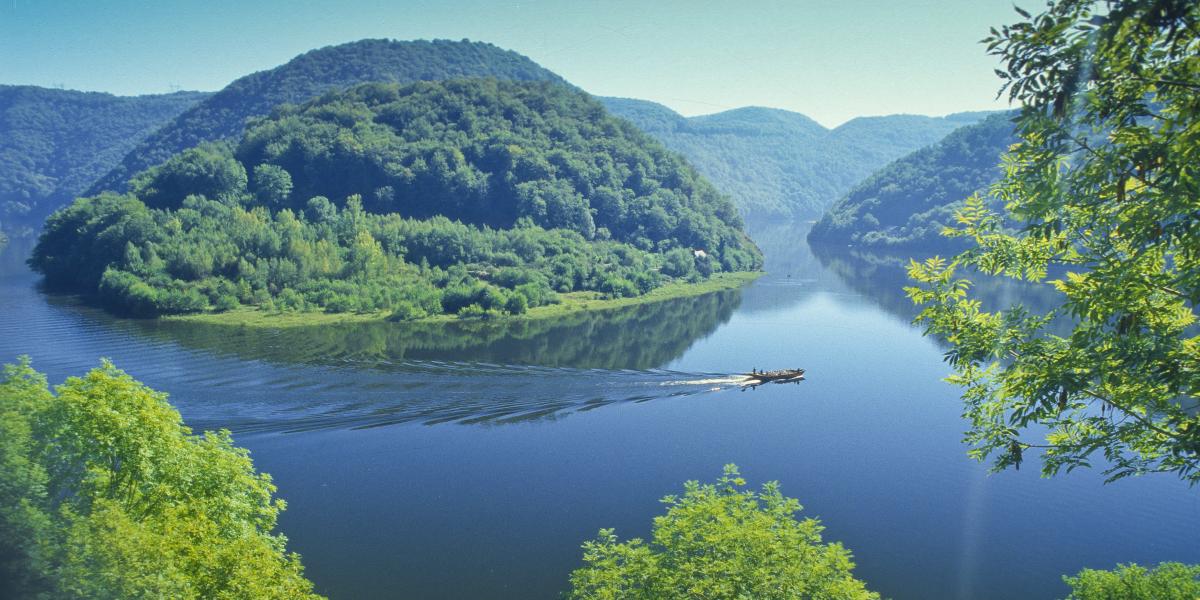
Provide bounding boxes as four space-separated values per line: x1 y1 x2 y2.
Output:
0 239 33 277
724 221 860 315
748 221 831 279
811 243 1063 327
120 290 743 371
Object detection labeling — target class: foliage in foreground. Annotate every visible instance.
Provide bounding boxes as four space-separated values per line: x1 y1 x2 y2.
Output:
0 358 320 599
906 0 1200 483
1064 562 1200 599
566 465 878 600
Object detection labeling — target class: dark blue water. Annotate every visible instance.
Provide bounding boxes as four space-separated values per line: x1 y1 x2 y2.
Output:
1 230 1196 599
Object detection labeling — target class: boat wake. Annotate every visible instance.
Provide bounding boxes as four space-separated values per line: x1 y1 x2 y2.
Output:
176 361 758 435
662 375 754 389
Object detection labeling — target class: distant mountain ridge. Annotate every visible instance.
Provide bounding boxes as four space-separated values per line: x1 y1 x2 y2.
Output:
808 111 1018 252
602 97 995 221
0 86 210 239
88 39 567 195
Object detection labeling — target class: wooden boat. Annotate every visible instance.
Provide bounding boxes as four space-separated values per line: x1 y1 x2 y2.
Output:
740 368 805 390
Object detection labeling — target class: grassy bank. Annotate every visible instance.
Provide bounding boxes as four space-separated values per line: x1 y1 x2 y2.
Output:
166 271 763 329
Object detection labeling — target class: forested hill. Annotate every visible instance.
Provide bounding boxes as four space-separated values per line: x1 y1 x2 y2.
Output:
807 111 1018 252
33 79 760 319
0 86 209 239
601 97 993 221
88 39 565 196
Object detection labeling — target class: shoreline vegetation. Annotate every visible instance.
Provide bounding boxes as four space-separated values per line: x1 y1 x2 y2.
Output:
31 79 763 322
164 270 762 329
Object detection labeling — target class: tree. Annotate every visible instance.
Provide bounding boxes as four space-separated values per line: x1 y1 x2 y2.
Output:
566 465 877 600
253 163 294 208
906 1 1200 482
0 358 321 599
1063 563 1200 600
129 143 247 209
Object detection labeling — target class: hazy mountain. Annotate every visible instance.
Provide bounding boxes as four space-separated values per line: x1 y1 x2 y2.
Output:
0 86 209 239
601 97 994 221
88 39 566 196
808 111 1017 251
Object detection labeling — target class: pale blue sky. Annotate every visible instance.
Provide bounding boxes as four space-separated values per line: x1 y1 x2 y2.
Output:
0 0 1022 127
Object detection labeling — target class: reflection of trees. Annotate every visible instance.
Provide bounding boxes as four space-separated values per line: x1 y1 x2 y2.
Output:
727 221 860 315
0 239 33 277
748 221 830 278
810 243 1064 329
124 290 744 371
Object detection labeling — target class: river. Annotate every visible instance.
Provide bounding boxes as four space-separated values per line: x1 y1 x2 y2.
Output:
1 226 1196 599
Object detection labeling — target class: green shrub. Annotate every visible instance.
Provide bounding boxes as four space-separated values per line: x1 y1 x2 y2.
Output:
1064 563 1200 600
387 300 427 322
212 294 239 312
457 303 490 319
567 465 878 600
504 293 528 315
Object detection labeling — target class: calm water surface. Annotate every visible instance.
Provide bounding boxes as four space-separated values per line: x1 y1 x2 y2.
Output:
1 228 1196 599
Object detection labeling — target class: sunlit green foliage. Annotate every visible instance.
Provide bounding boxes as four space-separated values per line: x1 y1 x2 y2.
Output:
1063 562 1200 599
0 358 319 599
32 191 654 317
906 0 1200 483
566 465 877 600
809 112 1018 251
0 85 207 240
32 79 760 318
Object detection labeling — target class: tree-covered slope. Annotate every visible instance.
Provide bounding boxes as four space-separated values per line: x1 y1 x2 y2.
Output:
88 39 565 196
0 86 209 239
828 111 994 172
808 112 1017 251
32 79 760 319
601 97 993 221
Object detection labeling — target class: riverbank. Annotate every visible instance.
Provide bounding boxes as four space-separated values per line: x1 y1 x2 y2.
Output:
165 271 763 329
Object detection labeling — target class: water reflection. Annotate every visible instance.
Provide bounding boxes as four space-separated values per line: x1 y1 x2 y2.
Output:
0 237 33 278
119 289 743 371
810 242 1064 325
2 259 756 432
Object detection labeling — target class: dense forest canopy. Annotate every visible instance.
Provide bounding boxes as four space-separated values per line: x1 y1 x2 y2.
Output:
808 111 1017 251
602 96 992 221
0 86 208 240
31 79 760 319
88 39 565 195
